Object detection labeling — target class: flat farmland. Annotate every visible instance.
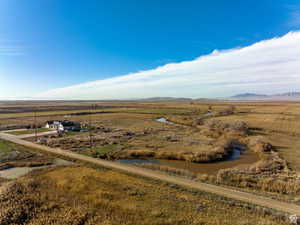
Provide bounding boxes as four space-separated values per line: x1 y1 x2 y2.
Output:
215 112 300 136
2 101 300 172
1 100 300 208
213 102 300 171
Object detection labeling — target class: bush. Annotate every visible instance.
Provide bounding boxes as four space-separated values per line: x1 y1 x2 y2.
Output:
203 120 248 138
218 105 236 116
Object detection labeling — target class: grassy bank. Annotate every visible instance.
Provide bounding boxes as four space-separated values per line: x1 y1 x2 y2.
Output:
7 128 49 135
0 139 53 170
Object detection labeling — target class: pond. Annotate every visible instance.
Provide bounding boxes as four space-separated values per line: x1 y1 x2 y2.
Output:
0 167 43 179
0 158 73 179
116 149 258 175
156 117 174 124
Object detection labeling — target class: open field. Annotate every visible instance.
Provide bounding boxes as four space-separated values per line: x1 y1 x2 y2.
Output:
1 101 300 169
0 166 291 225
1 131 300 217
1 101 300 199
1 100 300 223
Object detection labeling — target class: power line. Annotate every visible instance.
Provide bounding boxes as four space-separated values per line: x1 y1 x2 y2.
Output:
89 104 93 151
34 109 37 142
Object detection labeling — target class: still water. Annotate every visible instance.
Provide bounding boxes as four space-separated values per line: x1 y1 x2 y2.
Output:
117 148 258 175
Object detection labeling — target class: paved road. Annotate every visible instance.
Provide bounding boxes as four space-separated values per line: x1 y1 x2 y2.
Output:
0 131 299 216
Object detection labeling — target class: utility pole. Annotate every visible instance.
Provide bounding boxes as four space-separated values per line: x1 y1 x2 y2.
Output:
34 110 37 142
89 104 93 151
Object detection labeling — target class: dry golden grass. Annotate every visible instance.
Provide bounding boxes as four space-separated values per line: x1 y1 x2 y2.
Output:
211 102 300 171
1 101 300 197
216 135 300 196
0 166 290 225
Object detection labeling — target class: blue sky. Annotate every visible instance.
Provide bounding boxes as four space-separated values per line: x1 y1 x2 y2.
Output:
0 0 300 99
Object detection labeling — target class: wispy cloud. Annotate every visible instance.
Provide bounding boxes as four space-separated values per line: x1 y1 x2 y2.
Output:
36 31 300 100
0 46 24 56
0 39 24 56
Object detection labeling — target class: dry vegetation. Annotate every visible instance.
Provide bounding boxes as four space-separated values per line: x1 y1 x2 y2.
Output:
1 101 300 223
216 135 300 196
0 139 53 170
44 113 247 164
1 101 300 198
0 166 290 225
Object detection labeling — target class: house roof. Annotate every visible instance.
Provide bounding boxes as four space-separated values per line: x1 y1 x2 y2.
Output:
46 120 79 127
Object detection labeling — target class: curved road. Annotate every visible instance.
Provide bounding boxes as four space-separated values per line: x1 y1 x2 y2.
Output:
0 131 299 216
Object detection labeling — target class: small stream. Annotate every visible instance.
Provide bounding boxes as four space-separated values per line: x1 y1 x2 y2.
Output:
226 148 241 161
116 117 259 175
116 148 258 175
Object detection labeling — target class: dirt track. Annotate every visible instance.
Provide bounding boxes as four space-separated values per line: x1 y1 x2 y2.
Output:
18 130 57 139
0 131 299 216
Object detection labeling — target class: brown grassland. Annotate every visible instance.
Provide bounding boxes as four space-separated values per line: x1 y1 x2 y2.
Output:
1 100 300 220
0 101 300 200
0 166 291 225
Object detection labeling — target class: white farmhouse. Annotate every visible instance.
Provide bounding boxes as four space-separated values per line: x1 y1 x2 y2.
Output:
45 120 81 132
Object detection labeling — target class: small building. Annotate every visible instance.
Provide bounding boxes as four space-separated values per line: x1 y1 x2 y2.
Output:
45 120 81 132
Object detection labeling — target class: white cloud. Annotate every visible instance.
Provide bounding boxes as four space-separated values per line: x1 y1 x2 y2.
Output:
37 31 300 100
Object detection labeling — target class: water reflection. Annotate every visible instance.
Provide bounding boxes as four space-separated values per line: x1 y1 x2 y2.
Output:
116 149 258 175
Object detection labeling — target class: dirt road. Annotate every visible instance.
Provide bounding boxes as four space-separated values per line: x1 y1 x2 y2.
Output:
0 131 299 216
18 130 57 139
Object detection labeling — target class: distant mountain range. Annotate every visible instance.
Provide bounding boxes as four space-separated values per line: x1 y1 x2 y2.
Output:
231 93 268 99
230 92 300 100
134 93 300 101
137 97 193 101
138 92 300 101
